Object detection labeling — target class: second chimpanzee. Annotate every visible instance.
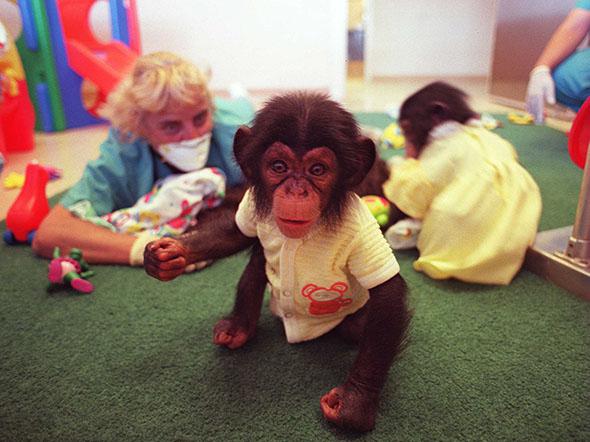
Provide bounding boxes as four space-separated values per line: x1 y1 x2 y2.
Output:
144 92 410 432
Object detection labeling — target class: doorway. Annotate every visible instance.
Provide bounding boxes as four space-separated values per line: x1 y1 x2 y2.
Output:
347 0 365 78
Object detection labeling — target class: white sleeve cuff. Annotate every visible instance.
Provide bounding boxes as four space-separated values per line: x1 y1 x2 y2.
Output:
129 232 159 266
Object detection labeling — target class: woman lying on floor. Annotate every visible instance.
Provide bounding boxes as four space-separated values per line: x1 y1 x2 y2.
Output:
32 51 255 267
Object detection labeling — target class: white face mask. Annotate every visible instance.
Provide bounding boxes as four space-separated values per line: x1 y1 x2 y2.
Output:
156 133 211 172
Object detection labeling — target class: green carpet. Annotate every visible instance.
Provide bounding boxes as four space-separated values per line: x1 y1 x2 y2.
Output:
1 115 589 441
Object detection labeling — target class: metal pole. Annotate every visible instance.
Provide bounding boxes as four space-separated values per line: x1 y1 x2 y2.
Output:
565 142 590 265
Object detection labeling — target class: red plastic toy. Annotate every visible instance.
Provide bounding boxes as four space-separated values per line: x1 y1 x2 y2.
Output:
568 97 590 169
4 161 50 245
56 0 138 115
0 19 35 160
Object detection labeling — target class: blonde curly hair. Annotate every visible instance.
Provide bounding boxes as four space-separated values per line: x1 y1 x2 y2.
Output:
98 51 213 142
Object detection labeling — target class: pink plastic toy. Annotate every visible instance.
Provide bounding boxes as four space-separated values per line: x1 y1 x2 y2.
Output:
47 247 94 294
3 161 50 245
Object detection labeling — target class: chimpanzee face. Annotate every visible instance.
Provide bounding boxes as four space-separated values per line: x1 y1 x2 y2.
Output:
261 142 338 238
233 92 376 232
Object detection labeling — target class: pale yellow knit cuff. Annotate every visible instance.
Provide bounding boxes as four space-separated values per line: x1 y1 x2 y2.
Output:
129 232 159 267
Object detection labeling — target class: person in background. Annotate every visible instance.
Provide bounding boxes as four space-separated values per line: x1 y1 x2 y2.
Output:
526 1 590 123
384 82 542 285
32 51 255 267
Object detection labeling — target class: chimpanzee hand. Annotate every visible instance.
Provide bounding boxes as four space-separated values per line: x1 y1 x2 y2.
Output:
213 316 256 349
320 381 380 432
144 237 190 281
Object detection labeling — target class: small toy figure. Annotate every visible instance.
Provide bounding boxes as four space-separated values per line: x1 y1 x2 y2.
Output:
361 195 391 227
47 247 95 294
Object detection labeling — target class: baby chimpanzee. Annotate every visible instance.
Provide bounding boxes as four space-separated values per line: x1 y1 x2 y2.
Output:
145 92 410 432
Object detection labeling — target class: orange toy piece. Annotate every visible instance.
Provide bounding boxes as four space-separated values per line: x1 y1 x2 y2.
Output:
0 19 35 159
4 161 50 245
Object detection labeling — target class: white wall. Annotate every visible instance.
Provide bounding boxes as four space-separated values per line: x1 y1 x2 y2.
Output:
365 0 496 78
88 0 498 96
136 0 348 99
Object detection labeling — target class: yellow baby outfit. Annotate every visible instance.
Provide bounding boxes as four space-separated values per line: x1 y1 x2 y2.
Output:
235 190 400 343
383 122 542 285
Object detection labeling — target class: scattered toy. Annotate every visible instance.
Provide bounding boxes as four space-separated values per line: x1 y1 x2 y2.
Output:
3 170 24 189
380 122 405 149
3 161 49 245
47 247 95 294
361 195 391 227
478 113 503 130
507 112 534 125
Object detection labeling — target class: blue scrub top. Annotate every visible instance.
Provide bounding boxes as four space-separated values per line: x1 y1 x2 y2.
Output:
551 3 590 111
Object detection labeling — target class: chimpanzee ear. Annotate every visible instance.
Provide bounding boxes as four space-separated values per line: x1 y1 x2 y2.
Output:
345 136 376 188
233 125 253 178
428 101 450 120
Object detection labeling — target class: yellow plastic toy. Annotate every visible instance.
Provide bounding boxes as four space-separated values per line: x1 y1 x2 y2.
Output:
3 170 24 188
507 112 534 125
380 122 405 150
